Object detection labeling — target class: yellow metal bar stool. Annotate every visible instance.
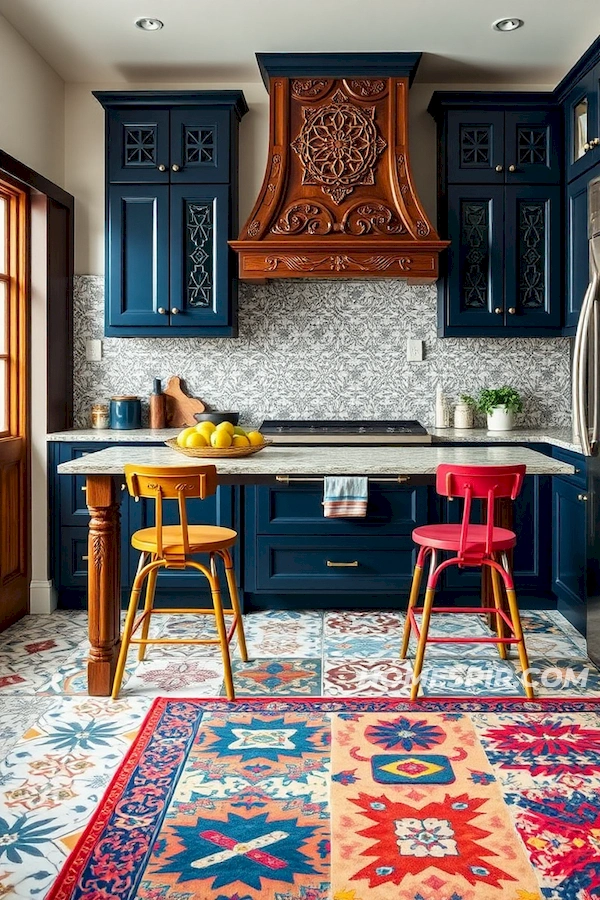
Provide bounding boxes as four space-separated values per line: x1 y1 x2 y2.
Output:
111 463 248 700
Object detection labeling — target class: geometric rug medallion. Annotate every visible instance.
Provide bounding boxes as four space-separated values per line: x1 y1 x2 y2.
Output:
46 697 600 900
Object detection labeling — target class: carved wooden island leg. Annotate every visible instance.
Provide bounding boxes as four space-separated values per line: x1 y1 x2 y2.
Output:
86 475 121 696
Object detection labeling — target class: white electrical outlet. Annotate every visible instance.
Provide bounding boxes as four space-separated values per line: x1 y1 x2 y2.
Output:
86 339 103 362
406 338 424 362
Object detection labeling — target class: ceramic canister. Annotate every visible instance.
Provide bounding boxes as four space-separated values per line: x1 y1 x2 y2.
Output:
109 396 142 429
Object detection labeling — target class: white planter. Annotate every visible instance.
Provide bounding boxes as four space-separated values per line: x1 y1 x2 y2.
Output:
487 406 515 431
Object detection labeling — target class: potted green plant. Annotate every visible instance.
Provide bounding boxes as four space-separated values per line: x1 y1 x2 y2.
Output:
477 386 523 431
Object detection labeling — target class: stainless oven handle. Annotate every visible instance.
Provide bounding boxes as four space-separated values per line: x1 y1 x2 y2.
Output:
275 475 411 484
575 274 597 456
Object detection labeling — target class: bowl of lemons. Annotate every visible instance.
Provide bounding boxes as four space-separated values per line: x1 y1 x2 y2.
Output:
166 420 271 458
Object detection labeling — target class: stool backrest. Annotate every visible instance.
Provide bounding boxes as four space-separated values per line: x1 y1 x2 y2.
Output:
436 463 526 557
124 464 217 557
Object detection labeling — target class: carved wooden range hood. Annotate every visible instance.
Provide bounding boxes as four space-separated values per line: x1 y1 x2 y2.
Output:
230 53 448 282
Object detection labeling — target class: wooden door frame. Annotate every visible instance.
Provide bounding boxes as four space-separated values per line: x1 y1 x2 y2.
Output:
0 149 74 626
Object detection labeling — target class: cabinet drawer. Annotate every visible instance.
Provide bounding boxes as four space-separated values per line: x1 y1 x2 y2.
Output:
251 484 427 535
254 536 416 593
57 443 113 525
59 528 90 589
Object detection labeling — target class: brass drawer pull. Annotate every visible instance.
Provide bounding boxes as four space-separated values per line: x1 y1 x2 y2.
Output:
327 560 359 568
81 485 87 492
82 555 89 561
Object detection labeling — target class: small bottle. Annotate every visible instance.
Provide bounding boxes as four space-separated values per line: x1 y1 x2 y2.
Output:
91 402 109 429
149 378 167 429
435 387 450 428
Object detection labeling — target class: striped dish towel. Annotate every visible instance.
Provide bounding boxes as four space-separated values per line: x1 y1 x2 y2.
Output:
323 476 368 517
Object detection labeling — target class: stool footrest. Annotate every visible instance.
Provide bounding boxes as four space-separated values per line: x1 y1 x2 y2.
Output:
408 606 518 644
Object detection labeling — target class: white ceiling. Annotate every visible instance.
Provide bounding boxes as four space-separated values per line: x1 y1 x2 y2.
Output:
0 0 599 85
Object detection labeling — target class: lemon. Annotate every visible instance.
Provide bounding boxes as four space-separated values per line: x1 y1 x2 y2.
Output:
216 421 235 435
247 431 264 447
211 429 233 448
233 426 248 437
232 435 250 447
185 431 209 449
177 426 197 447
196 421 216 435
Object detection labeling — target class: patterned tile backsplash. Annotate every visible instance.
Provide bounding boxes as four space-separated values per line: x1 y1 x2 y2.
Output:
73 276 571 429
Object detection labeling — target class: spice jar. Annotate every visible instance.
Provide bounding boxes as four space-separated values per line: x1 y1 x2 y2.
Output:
453 401 474 429
91 403 110 430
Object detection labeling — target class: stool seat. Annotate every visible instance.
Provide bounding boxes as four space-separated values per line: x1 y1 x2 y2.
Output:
412 523 516 554
132 525 237 555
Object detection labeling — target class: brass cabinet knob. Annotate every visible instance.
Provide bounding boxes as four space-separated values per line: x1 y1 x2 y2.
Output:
157 164 167 172
495 164 503 172
508 307 516 315
82 555 89 561
584 142 591 152
171 307 180 315
578 493 589 501
157 307 167 315
171 164 180 172
508 164 517 172
494 307 503 314
592 137 600 147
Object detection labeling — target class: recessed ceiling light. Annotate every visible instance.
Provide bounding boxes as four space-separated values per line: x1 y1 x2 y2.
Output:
492 17 524 32
134 17 164 31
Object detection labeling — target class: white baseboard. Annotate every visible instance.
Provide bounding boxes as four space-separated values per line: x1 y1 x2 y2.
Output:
29 580 58 615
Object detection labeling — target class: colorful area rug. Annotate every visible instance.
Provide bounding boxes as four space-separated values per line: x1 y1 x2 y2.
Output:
47 697 600 900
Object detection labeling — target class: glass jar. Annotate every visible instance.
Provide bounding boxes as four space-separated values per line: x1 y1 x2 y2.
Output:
453 402 474 429
91 403 110 430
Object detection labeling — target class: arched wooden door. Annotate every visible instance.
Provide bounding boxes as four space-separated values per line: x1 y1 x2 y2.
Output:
0 177 29 630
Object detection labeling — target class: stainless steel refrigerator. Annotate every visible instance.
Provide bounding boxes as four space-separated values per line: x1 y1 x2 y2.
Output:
572 174 600 663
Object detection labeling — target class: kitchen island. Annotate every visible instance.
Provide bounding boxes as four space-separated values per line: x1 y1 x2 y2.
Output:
57 444 573 695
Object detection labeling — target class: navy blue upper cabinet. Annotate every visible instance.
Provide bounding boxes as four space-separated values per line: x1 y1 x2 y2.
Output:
562 63 600 182
95 91 248 338
565 167 599 332
446 108 560 185
429 93 562 337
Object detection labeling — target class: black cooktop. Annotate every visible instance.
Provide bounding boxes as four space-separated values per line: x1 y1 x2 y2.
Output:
260 419 429 435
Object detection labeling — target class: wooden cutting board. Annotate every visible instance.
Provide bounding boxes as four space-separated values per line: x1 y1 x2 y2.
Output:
163 376 206 427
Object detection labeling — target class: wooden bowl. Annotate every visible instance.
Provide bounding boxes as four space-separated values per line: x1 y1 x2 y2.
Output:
165 437 272 458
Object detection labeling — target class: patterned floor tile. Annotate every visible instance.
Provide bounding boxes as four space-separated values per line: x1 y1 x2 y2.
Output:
323 658 413 697
121 659 225 698
515 630 586 659
132 612 241 660
324 609 402 636
0 694 150 898
324 631 401 658
419 658 526 697
0 697 54 759
226 658 322 696
514 656 600 696
404 612 499 658
242 609 323 658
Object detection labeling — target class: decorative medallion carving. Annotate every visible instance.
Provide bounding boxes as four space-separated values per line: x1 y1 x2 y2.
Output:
124 126 157 167
461 201 489 309
517 127 547 166
272 202 334 235
340 202 406 235
291 79 333 100
343 78 387 98
519 201 545 309
291 90 386 205
266 254 412 273
247 220 261 237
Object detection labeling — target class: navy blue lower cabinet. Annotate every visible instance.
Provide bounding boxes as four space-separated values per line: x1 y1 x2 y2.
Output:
244 482 427 599
552 477 587 633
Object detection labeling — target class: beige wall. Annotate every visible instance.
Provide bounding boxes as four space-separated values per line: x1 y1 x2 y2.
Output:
0 13 64 186
65 80 555 275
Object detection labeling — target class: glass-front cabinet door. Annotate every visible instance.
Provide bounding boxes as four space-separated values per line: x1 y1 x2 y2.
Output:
566 64 600 181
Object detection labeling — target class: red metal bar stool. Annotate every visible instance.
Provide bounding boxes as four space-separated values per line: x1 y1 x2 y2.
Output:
400 463 533 700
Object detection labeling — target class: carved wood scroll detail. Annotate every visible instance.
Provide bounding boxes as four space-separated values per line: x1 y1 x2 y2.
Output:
272 203 334 235
264 153 282 207
291 79 334 100
341 202 406 235
266 254 413 273
291 90 386 205
343 78 388 99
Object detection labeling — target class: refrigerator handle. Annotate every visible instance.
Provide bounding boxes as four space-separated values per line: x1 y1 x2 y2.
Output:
575 274 598 456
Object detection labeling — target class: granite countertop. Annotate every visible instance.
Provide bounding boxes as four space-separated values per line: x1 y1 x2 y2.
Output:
47 426 583 453
429 426 582 453
56 444 574 477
